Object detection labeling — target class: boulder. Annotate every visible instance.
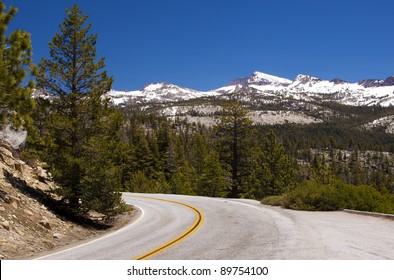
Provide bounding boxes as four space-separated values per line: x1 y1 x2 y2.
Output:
0 146 13 158
39 219 51 230
11 201 18 209
35 166 50 182
0 190 11 203
0 147 15 166
1 220 10 231
88 210 106 221
0 125 27 150
23 209 33 216
8 195 21 203
53 233 63 239
14 161 27 174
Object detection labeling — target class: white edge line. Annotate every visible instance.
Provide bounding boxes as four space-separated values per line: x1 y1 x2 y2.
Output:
34 204 145 260
227 200 266 212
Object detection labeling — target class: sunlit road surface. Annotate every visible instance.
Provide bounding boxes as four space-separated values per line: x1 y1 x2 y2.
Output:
37 193 394 260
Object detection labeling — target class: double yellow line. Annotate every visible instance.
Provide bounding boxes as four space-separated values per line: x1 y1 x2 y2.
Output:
132 196 204 260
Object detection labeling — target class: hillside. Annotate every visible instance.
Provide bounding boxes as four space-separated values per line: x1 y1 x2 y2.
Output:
0 142 132 259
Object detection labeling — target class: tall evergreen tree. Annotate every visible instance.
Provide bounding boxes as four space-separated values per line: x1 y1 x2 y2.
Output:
200 150 228 197
34 4 122 215
214 102 253 198
247 130 294 198
189 132 207 191
0 1 34 128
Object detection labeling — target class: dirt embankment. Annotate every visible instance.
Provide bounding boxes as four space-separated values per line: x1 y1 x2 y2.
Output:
0 143 132 260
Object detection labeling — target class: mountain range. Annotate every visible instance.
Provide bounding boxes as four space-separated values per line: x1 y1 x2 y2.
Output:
106 71 394 107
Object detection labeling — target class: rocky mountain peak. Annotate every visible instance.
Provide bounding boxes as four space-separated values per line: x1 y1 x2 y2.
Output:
142 82 197 93
295 74 322 84
228 77 249 87
330 78 348 85
352 76 394 88
358 79 384 88
248 71 293 86
142 82 172 91
382 76 394 86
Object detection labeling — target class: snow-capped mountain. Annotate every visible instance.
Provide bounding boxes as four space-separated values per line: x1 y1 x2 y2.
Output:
106 82 220 106
31 71 394 128
245 71 293 86
358 76 394 88
216 71 292 94
36 71 394 107
214 71 394 107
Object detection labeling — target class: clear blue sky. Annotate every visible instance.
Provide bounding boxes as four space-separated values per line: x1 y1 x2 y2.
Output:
4 0 394 91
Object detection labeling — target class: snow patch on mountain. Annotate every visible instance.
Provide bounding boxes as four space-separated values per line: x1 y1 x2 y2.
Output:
247 71 293 86
213 84 238 94
105 82 221 105
288 76 365 95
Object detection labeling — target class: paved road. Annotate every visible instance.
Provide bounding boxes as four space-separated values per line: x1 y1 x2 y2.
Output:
37 193 394 260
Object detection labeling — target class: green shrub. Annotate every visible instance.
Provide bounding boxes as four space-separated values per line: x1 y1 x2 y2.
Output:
274 180 394 214
284 181 342 211
126 171 155 193
261 195 286 207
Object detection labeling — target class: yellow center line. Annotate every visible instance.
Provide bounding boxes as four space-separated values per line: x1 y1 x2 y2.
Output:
126 196 204 260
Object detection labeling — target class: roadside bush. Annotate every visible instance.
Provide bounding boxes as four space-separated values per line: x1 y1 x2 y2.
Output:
340 184 379 212
284 181 342 211
262 180 394 214
126 171 155 193
261 195 286 207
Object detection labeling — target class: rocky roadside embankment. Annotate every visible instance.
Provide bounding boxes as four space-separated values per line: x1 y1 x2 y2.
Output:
0 142 132 259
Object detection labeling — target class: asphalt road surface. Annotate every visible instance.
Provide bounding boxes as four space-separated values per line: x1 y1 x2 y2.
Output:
37 193 394 260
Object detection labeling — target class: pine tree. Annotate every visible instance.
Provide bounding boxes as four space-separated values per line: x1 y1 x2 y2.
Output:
35 4 112 99
189 132 208 193
214 102 253 198
34 4 122 215
200 150 228 197
0 2 34 128
257 130 294 197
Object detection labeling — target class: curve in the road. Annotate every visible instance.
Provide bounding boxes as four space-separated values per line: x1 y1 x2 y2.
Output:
132 196 204 260
34 193 394 260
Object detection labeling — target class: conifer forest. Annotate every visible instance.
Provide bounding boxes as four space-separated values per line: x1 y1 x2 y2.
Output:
1 3 393 217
